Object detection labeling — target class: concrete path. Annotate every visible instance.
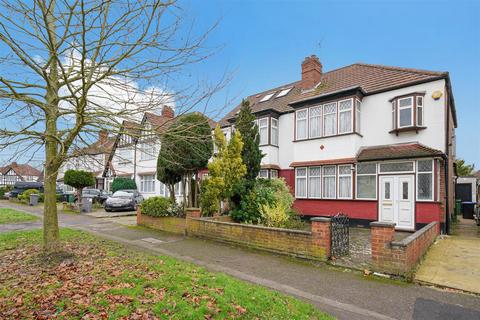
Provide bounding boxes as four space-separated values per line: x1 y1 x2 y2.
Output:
84 209 137 218
1 201 479 320
416 218 480 294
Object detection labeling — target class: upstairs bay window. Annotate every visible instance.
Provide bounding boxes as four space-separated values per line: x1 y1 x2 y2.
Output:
296 110 308 140
391 93 426 132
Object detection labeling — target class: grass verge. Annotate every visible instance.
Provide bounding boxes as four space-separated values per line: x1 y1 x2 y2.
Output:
0 208 38 224
0 228 333 319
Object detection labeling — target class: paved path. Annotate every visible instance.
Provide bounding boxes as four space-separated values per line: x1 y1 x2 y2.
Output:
416 218 480 294
1 201 479 320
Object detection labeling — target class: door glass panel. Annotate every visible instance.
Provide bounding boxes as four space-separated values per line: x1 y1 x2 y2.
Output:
384 182 391 199
402 182 409 200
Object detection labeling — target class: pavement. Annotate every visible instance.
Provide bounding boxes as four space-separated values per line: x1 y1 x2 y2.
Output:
1 201 479 320
415 218 480 294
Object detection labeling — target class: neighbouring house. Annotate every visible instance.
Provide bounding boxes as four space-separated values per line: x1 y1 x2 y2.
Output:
0 162 42 186
57 130 116 192
219 55 457 232
455 176 478 203
104 106 216 199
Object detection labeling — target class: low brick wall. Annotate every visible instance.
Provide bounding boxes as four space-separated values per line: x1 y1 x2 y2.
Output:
186 217 331 261
370 221 440 276
137 212 186 235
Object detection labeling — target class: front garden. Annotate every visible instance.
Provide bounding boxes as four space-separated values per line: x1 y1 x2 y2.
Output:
0 228 331 319
0 208 38 224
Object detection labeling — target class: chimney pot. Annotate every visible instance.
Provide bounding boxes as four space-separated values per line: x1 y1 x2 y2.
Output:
300 55 322 89
161 106 175 118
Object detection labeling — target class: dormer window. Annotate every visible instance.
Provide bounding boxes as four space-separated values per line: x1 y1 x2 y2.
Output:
276 87 292 98
259 92 275 102
390 93 426 134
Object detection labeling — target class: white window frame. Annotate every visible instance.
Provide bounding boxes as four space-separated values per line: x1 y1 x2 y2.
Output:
378 161 415 174
356 163 377 200
416 96 424 126
295 109 308 140
322 165 337 199
271 118 279 146
323 102 337 136
338 164 353 199
270 170 278 179
258 117 269 145
258 169 269 179
397 97 414 128
140 175 156 193
355 99 361 134
416 159 434 201
308 166 322 199
338 99 354 134
309 105 323 138
295 167 308 198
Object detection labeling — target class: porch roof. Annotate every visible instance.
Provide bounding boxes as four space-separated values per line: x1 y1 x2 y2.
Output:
356 143 444 162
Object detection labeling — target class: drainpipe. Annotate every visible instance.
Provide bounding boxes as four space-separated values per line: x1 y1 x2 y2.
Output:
444 84 451 235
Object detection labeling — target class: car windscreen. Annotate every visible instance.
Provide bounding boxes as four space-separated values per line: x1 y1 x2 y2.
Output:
112 191 133 198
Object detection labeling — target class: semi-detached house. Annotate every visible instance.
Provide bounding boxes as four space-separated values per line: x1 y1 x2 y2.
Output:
219 55 457 232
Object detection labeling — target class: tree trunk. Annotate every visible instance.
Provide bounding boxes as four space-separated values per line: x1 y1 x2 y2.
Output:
43 145 60 252
169 184 175 203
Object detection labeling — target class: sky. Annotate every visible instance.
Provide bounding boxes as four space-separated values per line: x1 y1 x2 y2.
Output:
181 0 480 167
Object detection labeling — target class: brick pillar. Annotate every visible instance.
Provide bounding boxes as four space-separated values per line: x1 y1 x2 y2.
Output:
136 206 142 225
370 221 395 265
186 207 201 219
311 217 331 259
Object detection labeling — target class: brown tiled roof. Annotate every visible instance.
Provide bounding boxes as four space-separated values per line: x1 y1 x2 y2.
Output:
290 158 356 167
76 136 116 156
144 112 174 134
1 162 42 178
356 143 444 161
220 63 449 126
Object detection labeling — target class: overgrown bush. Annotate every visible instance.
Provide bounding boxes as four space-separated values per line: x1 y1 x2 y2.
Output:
0 185 12 198
18 189 40 202
140 196 174 217
111 177 137 193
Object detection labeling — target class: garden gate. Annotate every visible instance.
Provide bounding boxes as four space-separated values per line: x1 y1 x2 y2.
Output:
330 213 349 257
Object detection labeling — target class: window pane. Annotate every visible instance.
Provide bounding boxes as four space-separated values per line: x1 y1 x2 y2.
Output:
418 160 432 172
402 182 409 200
323 177 336 198
271 118 278 145
339 176 351 198
309 106 322 138
356 100 361 133
323 166 336 175
271 170 278 179
379 162 414 173
260 127 268 145
259 169 268 178
384 182 391 199
323 103 337 136
399 97 413 108
417 106 423 126
357 163 376 174
418 173 432 200
296 167 306 177
296 110 307 139
309 177 321 198
357 175 376 199
399 107 412 127
339 109 352 133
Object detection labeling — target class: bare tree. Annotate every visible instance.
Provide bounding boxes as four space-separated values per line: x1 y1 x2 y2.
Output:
0 0 225 252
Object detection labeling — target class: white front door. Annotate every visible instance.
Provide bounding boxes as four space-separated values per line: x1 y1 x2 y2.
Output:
379 175 415 230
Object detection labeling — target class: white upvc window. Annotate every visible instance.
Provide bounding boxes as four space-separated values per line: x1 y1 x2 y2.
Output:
416 96 424 126
379 161 414 174
322 166 336 199
355 99 361 133
139 142 157 161
296 109 308 140
309 106 322 138
140 175 155 193
338 99 353 134
118 148 132 164
417 159 434 201
295 167 307 198
259 118 269 145
356 163 377 200
271 118 279 146
258 169 269 179
338 165 352 199
308 166 321 198
398 97 414 128
323 102 337 136
270 170 278 179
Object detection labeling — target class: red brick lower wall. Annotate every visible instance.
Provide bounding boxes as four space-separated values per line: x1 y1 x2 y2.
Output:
294 199 378 220
137 212 186 235
416 202 443 224
186 217 331 261
371 221 440 276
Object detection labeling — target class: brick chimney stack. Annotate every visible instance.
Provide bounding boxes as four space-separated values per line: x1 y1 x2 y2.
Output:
300 55 322 89
98 130 108 144
161 105 175 118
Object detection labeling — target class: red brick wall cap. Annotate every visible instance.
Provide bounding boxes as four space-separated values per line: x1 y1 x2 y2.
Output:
370 221 396 228
311 217 332 222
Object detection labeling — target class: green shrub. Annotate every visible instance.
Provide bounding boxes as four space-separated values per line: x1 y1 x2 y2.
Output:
111 177 137 193
0 185 12 198
18 189 40 202
64 169 95 190
140 197 174 217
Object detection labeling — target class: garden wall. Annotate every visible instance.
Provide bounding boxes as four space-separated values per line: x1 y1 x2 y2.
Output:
370 221 440 276
186 217 331 261
137 212 186 235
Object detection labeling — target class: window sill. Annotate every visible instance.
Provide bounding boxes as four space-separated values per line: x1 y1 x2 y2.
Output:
293 132 362 142
389 126 426 135
259 144 279 148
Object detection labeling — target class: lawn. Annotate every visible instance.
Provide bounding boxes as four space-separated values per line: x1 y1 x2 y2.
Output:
0 229 333 319
0 208 38 224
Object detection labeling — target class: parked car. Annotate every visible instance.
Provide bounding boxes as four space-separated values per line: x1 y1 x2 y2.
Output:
104 190 143 212
82 188 111 205
8 182 44 198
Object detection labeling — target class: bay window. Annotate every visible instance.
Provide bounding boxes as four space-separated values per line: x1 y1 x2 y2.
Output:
417 159 433 201
140 175 155 193
296 109 308 140
391 93 426 131
259 118 269 145
356 163 377 199
271 118 278 146
323 103 337 136
295 167 307 198
308 167 321 198
338 99 353 134
338 165 352 199
322 166 336 199
258 169 269 179
309 106 322 138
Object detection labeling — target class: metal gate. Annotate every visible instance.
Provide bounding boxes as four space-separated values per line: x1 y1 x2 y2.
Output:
331 213 349 257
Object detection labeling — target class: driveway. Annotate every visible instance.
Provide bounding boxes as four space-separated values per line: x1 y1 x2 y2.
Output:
415 218 480 294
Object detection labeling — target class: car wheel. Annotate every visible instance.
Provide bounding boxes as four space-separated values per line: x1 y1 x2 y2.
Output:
105 208 111 212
